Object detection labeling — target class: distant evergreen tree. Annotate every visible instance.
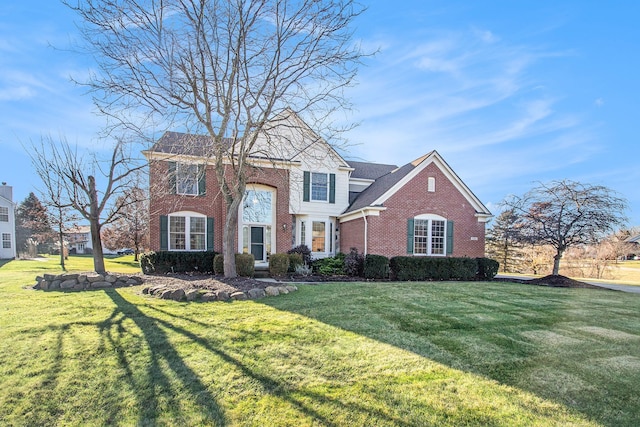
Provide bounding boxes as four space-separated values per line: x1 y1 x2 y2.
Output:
486 209 523 273
15 192 54 254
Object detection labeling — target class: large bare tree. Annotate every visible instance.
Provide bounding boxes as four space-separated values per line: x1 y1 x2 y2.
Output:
67 0 367 277
30 137 144 274
503 180 627 275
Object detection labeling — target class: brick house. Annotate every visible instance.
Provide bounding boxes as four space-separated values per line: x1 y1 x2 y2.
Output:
144 110 492 263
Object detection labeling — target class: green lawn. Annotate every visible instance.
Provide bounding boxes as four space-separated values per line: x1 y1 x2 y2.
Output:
1 257 640 426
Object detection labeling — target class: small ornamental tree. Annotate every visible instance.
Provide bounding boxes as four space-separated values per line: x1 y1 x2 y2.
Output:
504 180 627 275
15 192 54 254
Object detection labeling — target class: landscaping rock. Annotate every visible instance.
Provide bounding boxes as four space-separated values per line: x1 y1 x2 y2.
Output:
285 285 298 293
185 289 199 301
170 289 185 301
201 292 217 302
104 274 118 283
86 274 104 283
160 289 173 299
61 273 79 281
91 281 112 289
43 273 57 281
277 286 289 295
230 291 247 301
215 290 230 301
265 286 280 296
60 279 77 289
50 280 61 290
77 274 87 283
248 288 266 299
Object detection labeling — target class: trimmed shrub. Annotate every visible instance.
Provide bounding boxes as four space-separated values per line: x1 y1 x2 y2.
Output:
344 247 364 277
140 251 217 274
313 255 345 275
364 254 389 280
235 253 255 277
287 245 311 265
213 253 258 277
213 254 224 275
269 253 290 276
389 256 479 281
476 257 499 280
288 253 304 272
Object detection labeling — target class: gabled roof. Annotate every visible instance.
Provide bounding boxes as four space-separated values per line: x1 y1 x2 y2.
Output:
627 234 640 244
347 161 397 180
149 131 229 157
343 151 492 218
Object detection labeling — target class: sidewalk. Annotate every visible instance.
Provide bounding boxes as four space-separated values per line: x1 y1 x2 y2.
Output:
495 274 640 294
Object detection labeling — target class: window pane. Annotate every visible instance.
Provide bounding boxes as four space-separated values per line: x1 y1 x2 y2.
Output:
177 164 198 195
0 207 8 222
312 221 325 252
311 173 328 201
431 220 445 255
300 221 306 246
243 190 273 223
190 217 206 250
2 233 10 249
169 216 185 250
414 219 428 254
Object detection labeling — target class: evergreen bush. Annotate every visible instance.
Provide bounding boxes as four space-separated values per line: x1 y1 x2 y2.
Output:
363 254 389 279
269 253 290 276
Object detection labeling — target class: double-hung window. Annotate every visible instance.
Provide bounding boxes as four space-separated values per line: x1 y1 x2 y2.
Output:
311 173 328 201
176 163 199 195
169 215 206 250
0 207 8 222
2 233 11 249
411 215 449 256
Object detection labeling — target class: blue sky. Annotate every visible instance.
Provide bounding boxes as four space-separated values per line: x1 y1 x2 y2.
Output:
1 1 639 226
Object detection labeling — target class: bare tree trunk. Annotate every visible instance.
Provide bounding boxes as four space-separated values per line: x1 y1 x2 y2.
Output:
552 250 563 275
88 176 106 274
223 197 242 278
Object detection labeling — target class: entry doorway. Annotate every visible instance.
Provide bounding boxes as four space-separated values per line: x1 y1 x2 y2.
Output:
250 226 265 262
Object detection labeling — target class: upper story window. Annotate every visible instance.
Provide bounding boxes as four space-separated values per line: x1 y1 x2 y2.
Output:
303 171 335 204
169 162 205 196
0 207 8 222
311 173 328 201
176 163 199 195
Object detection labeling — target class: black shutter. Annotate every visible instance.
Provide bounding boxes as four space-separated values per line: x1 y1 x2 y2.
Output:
198 165 206 196
329 173 336 204
207 217 214 251
168 162 176 194
303 171 310 202
407 218 414 254
446 220 454 255
160 215 168 250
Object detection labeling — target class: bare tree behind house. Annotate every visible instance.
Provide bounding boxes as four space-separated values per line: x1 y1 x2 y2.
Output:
67 0 368 277
102 186 149 261
29 136 144 274
504 180 627 276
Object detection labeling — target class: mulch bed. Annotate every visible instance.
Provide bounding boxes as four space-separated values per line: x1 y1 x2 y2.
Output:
143 273 271 294
494 274 607 289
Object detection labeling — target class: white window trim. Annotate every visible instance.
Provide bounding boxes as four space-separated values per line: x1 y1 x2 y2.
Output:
2 233 11 249
168 211 207 251
310 172 329 202
0 206 8 222
413 214 447 257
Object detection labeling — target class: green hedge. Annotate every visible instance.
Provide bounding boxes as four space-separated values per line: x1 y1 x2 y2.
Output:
363 254 389 279
269 253 290 276
140 251 217 274
288 253 304 272
313 253 345 275
213 253 256 277
389 256 481 281
476 257 499 280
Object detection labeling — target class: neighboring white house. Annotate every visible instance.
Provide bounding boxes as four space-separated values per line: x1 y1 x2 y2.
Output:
0 183 16 259
65 226 92 254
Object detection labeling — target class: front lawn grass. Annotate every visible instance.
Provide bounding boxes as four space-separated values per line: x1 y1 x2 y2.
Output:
1 258 639 426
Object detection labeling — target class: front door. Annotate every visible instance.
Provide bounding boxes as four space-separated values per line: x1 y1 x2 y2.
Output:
250 226 265 261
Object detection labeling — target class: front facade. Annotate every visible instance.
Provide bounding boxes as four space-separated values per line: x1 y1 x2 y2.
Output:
65 226 92 254
0 183 16 259
145 110 492 262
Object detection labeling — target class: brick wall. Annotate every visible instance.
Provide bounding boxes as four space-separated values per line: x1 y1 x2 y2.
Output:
148 159 291 253
339 162 486 258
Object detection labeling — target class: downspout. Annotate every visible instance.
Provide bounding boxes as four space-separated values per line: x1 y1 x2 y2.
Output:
361 210 368 256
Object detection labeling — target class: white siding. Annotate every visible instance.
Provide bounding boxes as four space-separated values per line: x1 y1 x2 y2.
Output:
0 197 16 259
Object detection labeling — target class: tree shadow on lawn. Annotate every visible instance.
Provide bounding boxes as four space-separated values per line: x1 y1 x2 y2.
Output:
258 282 640 426
99 289 228 425
105 290 421 427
